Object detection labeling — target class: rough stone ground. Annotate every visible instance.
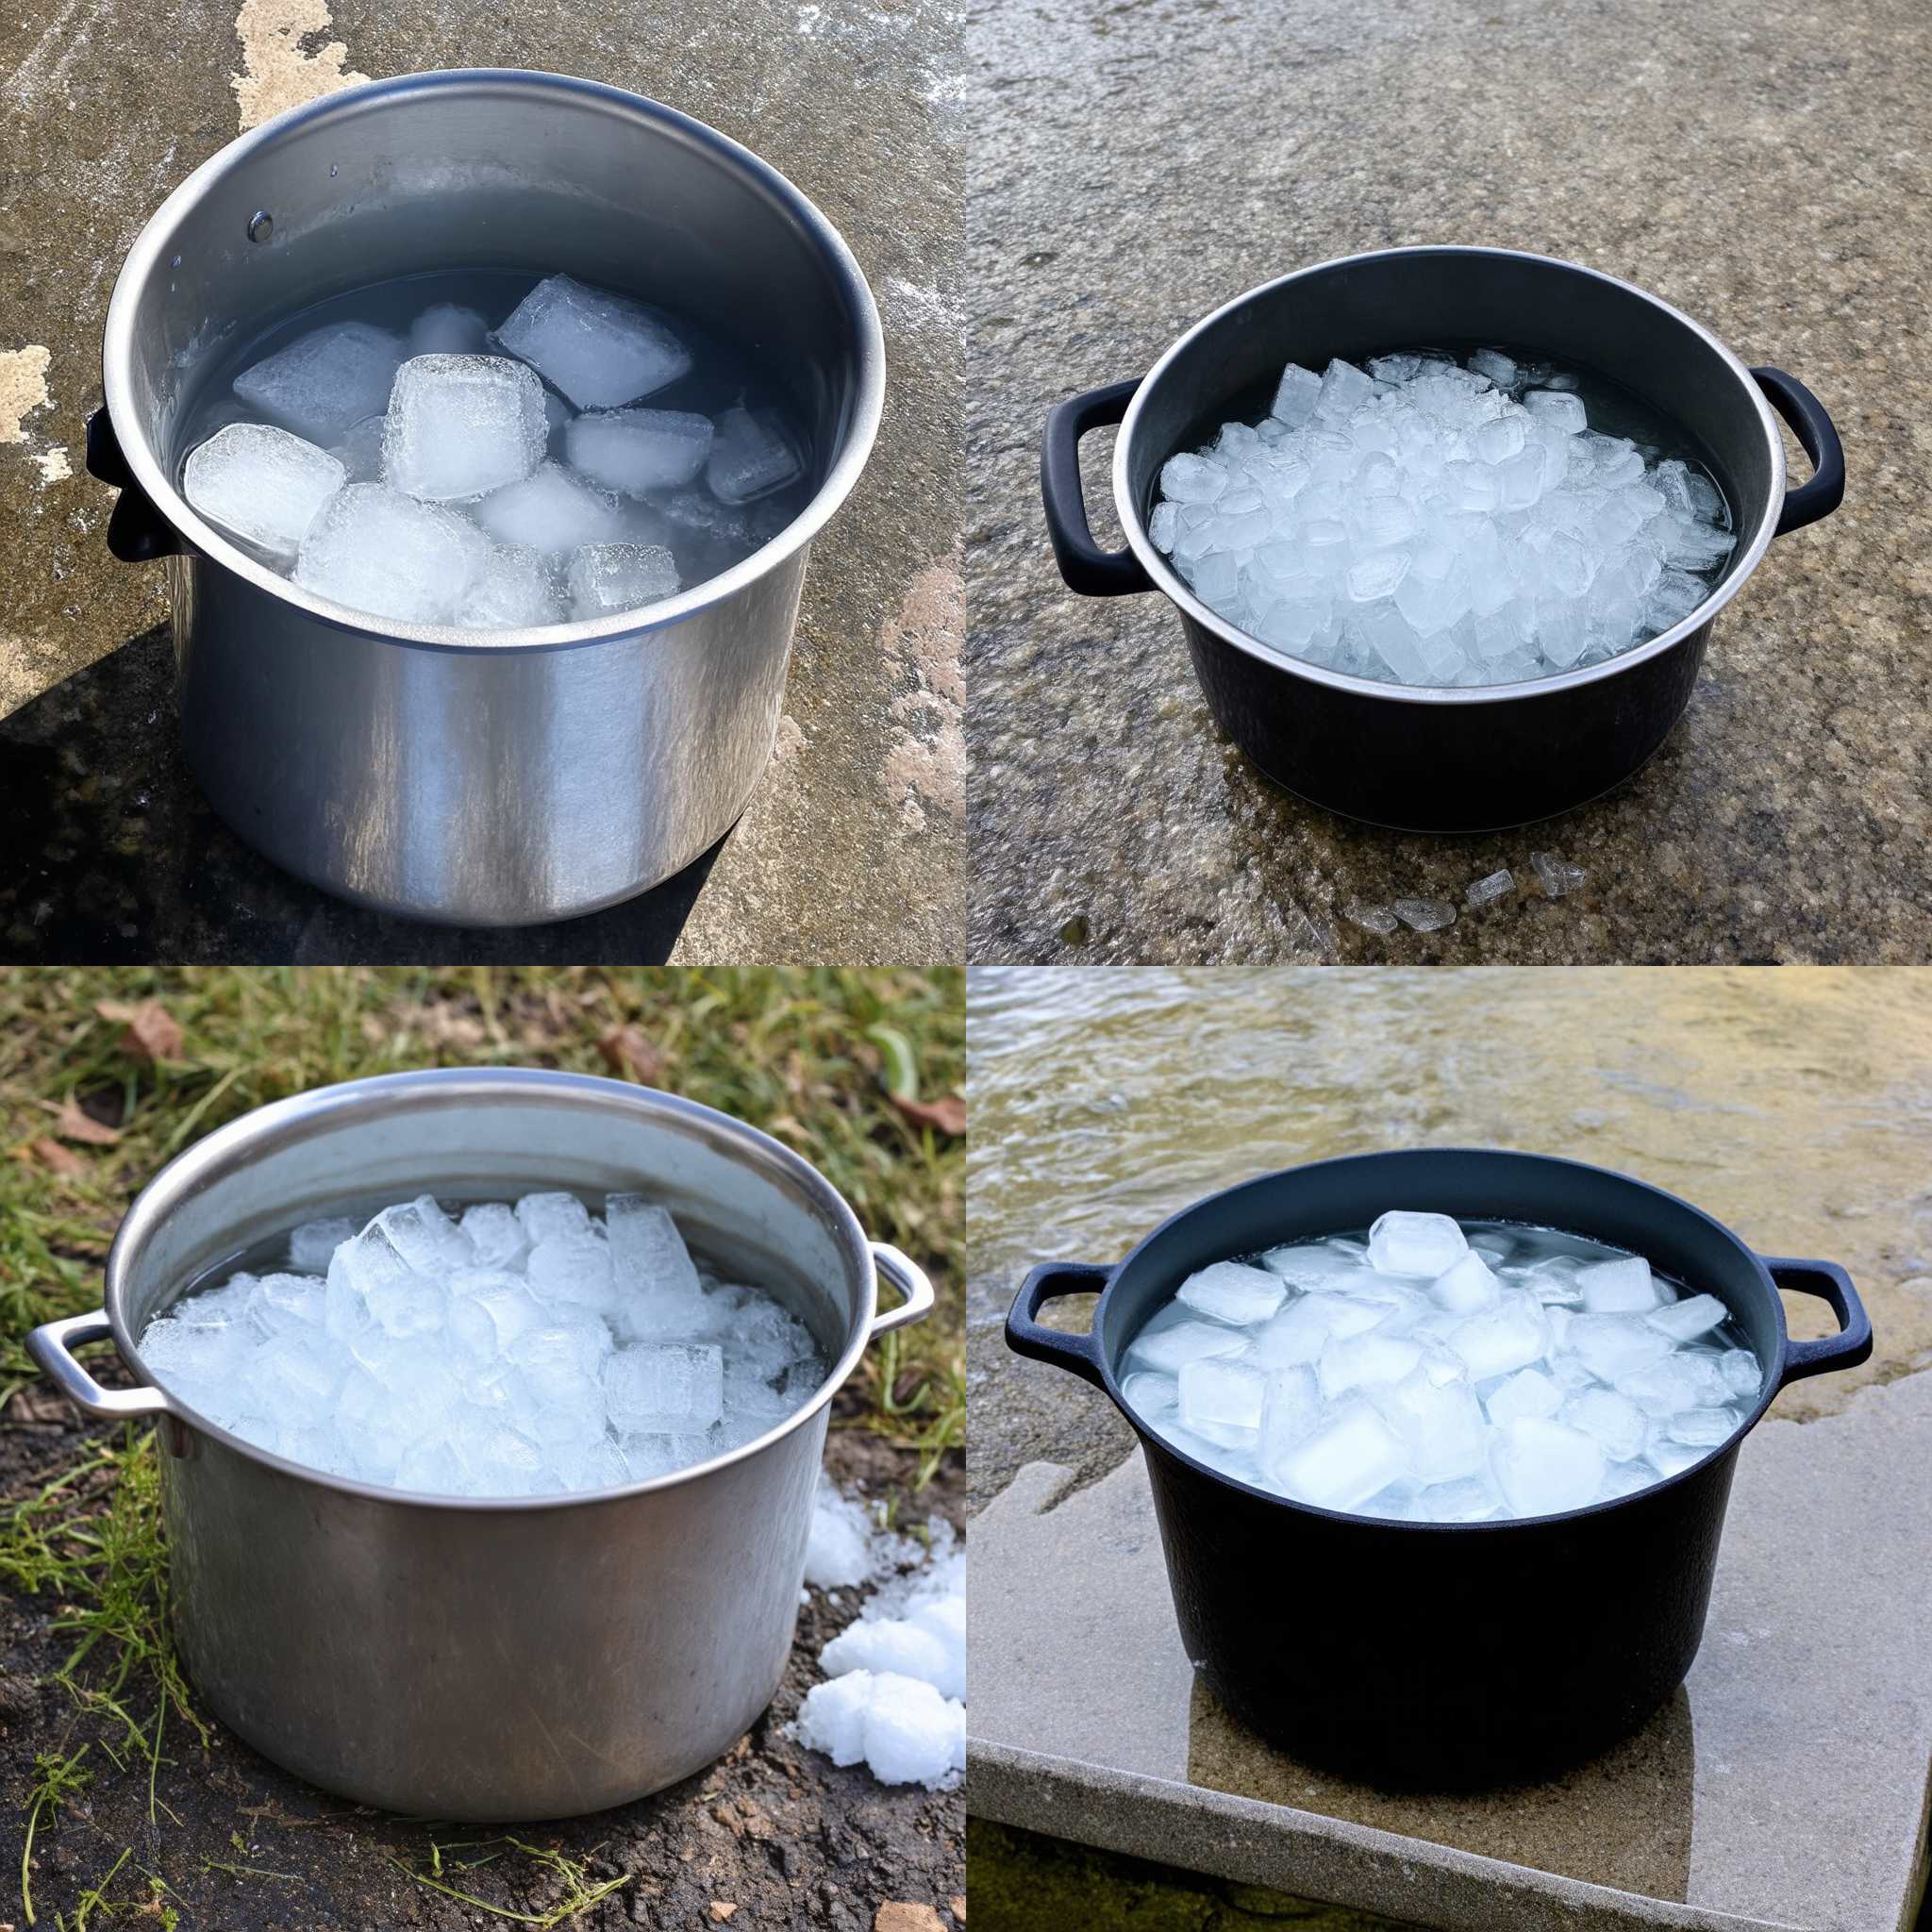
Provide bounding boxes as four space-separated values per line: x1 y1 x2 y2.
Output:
963 0 1932 965
0 1399 964 1930
0 0 967 964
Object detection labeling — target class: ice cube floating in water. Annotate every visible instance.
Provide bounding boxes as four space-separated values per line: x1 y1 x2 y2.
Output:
1149 349 1736 688
179 275 808 631
1118 1211 1759 1521
137 1191 826 1498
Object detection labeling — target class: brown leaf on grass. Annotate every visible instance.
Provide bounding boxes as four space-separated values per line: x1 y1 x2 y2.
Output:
95 998 184 1062
55 1097 121 1146
892 1093 966 1138
18 1137 87 1177
599 1024 664 1083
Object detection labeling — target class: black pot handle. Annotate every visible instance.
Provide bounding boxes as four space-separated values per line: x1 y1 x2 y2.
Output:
1006 1261 1112 1388
1749 369 1845 537
1762 1255 1873 1389
1040 378 1154 597
86 405 182 562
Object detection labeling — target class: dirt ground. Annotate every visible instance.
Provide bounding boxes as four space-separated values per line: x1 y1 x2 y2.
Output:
0 1399 964 1931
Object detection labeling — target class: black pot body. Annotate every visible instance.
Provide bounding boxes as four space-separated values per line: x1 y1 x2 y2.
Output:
1008 1148 1872 1787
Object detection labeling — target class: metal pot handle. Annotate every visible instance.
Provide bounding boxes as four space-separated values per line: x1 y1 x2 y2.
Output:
1041 378 1156 597
868 1242 937 1338
26 1309 175 1420
1749 369 1845 537
1005 1261 1111 1389
85 405 184 563
1761 1256 1873 1388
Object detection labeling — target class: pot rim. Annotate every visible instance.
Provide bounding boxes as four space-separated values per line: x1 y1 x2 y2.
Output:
1109 243 1787 705
1094 1145 1788 1532
103 1066 880 1512
101 68 887 657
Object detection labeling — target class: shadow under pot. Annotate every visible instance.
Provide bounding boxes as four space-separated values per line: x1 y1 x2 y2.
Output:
27 1067 933 1821
1040 246 1846 833
1006 1148 1871 1788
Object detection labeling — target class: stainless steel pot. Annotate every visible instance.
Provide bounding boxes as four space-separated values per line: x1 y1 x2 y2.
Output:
1040 246 1846 831
89 71 886 924
27 1068 933 1821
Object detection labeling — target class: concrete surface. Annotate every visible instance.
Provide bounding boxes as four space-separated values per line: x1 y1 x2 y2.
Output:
963 0 1932 964
0 0 965 963
967 1366 1932 1931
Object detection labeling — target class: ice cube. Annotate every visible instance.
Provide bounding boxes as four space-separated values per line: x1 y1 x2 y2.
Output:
459 1203 528 1270
1392 898 1457 932
408 303 490 358
564 541 680 618
1445 1295 1549 1381
370 1195 475 1279
1368 1210 1468 1278
1177 1356 1269 1432
1468 348 1519 390
1256 1241 1374 1292
456 543 566 627
247 1331 348 1425
706 405 804 505
1314 359 1374 423
446 1273 547 1360
1646 1292 1727 1342
1317 1330 1423 1401
1560 1386 1648 1461
1175 1260 1287 1327
182 423 345 564
1374 1366 1487 1482
566 406 714 495
232 321 406 441
491 275 692 408
381 353 548 502
474 461 628 555
1575 1256 1657 1313
1524 390 1588 435
1343 900 1400 935
1615 1352 1728 1416
527 1232 617 1311
1530 850 1589 897
1120 1369 1179 1421
293 483 490 624
1667 1406 1739 1448
1271 1397 1409 1511
1491 1416 1606 1516
1270 363 1322 428
1244 1293 1384 1369
1256 1364 1321 1481
1465 868 1514 908
289 1216 358 1275
1125 1307 1251 1375
1431 1250 1503 1314
604 1341 724 1434
1718 1347 1761 1400
244 1273 326 1337
1486 1366 1563 1426
1567 1313 1674 1382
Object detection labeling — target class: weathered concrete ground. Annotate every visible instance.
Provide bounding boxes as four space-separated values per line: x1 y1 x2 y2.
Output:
0 1402 964 1930
963 0 1932 964
0 0 966 964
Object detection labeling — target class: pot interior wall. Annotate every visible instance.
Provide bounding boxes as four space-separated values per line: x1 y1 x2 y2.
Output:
1124 252 1775 588
122 74 866 494
113 1077 865 1374
1096 1151 1781 1404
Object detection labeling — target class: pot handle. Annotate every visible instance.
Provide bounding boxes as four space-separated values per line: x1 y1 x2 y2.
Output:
1762 1256 1873 1388
1749 369 1845 537
1041 378 1156 597
26 1309 175 1420
1005 1261 1111 1389
86 405 184 563
868 1242 936 1338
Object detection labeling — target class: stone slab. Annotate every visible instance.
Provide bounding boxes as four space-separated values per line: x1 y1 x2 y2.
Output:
967 1371 1932 1931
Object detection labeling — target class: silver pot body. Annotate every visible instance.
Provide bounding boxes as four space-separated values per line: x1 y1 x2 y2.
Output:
99 72 885 924
28 1069 933 1820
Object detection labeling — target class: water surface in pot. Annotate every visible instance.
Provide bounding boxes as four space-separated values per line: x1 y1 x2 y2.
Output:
173 267 816 627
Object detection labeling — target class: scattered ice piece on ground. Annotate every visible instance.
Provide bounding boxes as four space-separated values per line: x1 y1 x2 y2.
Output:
564 541 680 618
1531 850 1589 897
381 353 548 502
566 407 714 495
707 405 804 504
182 423 344 564
1344 900 1399 934
293 483 490 624
474 461 628 554
1466 868 1514 908
804 1475 920 1589
793 1670 964 1790
1392 898 1456 932
491 275 692 408
233 322 406 442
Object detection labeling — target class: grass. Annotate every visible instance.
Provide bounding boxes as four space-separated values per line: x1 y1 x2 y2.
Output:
0 966 963 1924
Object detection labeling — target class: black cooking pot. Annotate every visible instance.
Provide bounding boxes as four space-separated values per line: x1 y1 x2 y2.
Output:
1039 246 1846 832
1005 1149 1871 1787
